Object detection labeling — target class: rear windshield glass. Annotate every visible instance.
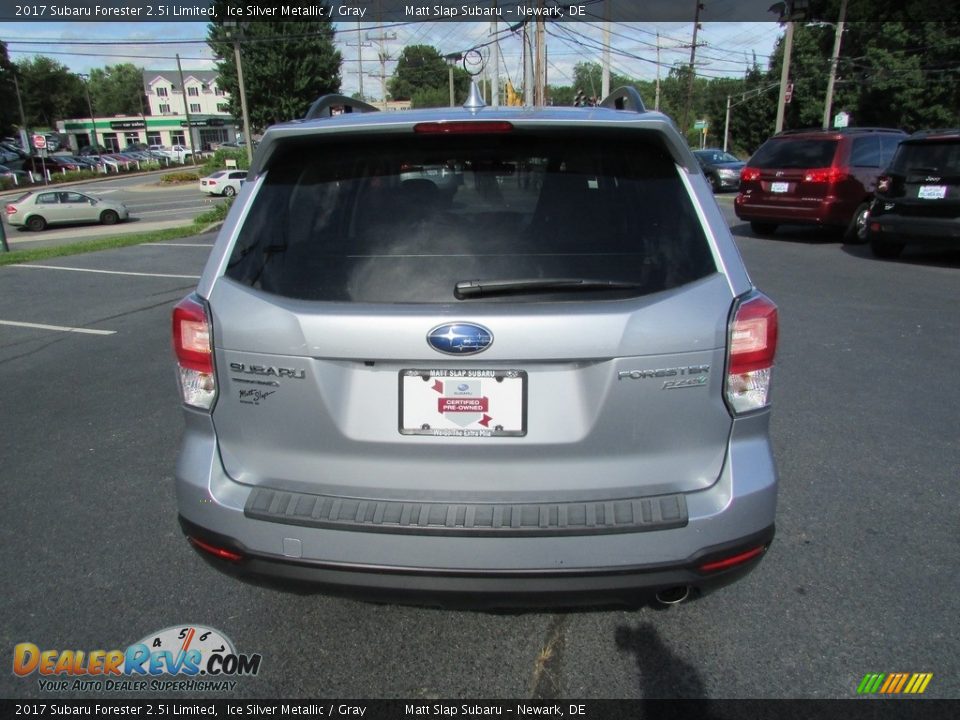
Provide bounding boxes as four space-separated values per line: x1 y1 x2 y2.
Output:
890 140 960 175
749 138 838 169
226 130 715 303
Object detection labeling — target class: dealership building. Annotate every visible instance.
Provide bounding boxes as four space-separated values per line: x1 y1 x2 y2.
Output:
57 70 239 152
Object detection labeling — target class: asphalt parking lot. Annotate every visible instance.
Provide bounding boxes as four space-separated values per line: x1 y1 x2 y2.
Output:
1 207 957 701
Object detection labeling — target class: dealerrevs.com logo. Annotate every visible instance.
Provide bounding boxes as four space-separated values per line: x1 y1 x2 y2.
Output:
13 625 262 693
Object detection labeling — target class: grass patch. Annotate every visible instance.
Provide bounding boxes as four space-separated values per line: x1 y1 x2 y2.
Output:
0 213 223 267
193 198 233 226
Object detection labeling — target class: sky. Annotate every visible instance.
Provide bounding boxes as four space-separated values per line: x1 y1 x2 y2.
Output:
0 20 784 100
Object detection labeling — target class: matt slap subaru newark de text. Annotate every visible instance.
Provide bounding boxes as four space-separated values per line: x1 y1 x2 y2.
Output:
404 705 583 716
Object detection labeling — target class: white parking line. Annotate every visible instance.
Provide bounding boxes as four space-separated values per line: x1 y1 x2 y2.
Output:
0 320 116 336
13 264 200 279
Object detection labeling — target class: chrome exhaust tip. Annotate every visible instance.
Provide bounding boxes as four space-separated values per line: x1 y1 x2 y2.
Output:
655 586 691 605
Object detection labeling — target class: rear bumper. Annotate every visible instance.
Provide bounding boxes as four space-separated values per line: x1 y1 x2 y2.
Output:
868 213 960 245
735 193 852 227
179 514 773 608
175 411 778 608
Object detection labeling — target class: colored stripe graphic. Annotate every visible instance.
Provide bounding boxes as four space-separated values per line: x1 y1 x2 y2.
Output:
858 673 932 694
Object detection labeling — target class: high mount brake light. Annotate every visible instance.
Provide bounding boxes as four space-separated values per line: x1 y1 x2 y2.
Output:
173 294 217 411
413 121 514 135
725 292 778 415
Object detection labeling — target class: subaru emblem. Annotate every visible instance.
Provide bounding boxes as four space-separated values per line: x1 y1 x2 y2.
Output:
427 323 493 355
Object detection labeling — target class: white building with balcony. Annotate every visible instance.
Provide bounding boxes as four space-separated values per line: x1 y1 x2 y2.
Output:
143 70 233 118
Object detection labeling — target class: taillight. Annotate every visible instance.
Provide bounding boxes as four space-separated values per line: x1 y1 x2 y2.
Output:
725 292 778 415
876 175 891 193
173 294 217 411
803 167 846 184
5 204 16 215
413 121 514 135
740 167 761 183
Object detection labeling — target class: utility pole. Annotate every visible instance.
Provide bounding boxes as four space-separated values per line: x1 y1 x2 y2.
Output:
490 21 500 107
12 71 29 151
601 1 610 98
175 55 197 165
682 1 704 137
77 73 98 151
522 22 533 106
346 21 372 101
774 20 794 133
445 53 461 107
365 29 396 109
723 94 731 151
533 16 547 105
224 23 253 164
822 0 848 129
655 33 661 111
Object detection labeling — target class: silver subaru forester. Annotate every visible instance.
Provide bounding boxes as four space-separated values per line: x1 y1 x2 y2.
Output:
173 87 779 608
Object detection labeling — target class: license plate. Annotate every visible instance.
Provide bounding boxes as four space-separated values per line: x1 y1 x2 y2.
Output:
770 181 789 193
400 369 527 437
918 185 946 200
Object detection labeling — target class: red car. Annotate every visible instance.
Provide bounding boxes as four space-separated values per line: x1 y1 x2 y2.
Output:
21 155 83 176
735 127 906 241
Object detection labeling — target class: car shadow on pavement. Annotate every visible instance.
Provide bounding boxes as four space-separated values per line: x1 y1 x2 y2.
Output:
614 621 723 711
730 221 841 244
840 241 960 269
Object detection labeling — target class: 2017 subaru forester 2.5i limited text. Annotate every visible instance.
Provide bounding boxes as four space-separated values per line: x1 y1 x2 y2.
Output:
172 88 779 609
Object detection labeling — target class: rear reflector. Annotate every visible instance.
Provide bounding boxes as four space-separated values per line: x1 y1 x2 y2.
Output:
414 121 514 135
188 536 243 563
725 292 778 415
699 545 767 573
173 294 217 411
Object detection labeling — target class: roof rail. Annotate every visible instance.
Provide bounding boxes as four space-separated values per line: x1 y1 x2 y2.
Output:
906 128 960 139
776 126 904 136
304 94 379 120
598 86 646 113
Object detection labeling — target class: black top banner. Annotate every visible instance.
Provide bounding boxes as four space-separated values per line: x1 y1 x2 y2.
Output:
1 0 959 22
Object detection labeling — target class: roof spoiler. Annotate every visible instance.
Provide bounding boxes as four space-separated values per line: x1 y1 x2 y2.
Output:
304 94 380 120
598 86 646 114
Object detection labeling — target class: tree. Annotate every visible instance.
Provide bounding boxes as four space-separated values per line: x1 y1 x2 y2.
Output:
0 42 19 136
89 63 146 117
767 20 960 136
389 45 448 102
207 11 342 131
15 56 87 129
571 62 637 101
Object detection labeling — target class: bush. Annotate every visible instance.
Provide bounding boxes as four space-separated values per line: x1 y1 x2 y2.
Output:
161 172 201 184
201 149 249 176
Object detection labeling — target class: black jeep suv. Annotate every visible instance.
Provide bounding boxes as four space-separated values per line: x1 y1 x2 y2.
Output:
867 129 960 258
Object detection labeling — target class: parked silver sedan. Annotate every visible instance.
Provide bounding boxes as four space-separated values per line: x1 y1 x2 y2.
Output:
5 190 129 231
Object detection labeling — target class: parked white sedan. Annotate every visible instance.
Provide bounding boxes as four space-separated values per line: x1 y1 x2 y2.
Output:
199 170 246 197
5 190 129 231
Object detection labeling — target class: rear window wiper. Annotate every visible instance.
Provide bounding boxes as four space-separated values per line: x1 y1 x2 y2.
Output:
454 278 642 299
